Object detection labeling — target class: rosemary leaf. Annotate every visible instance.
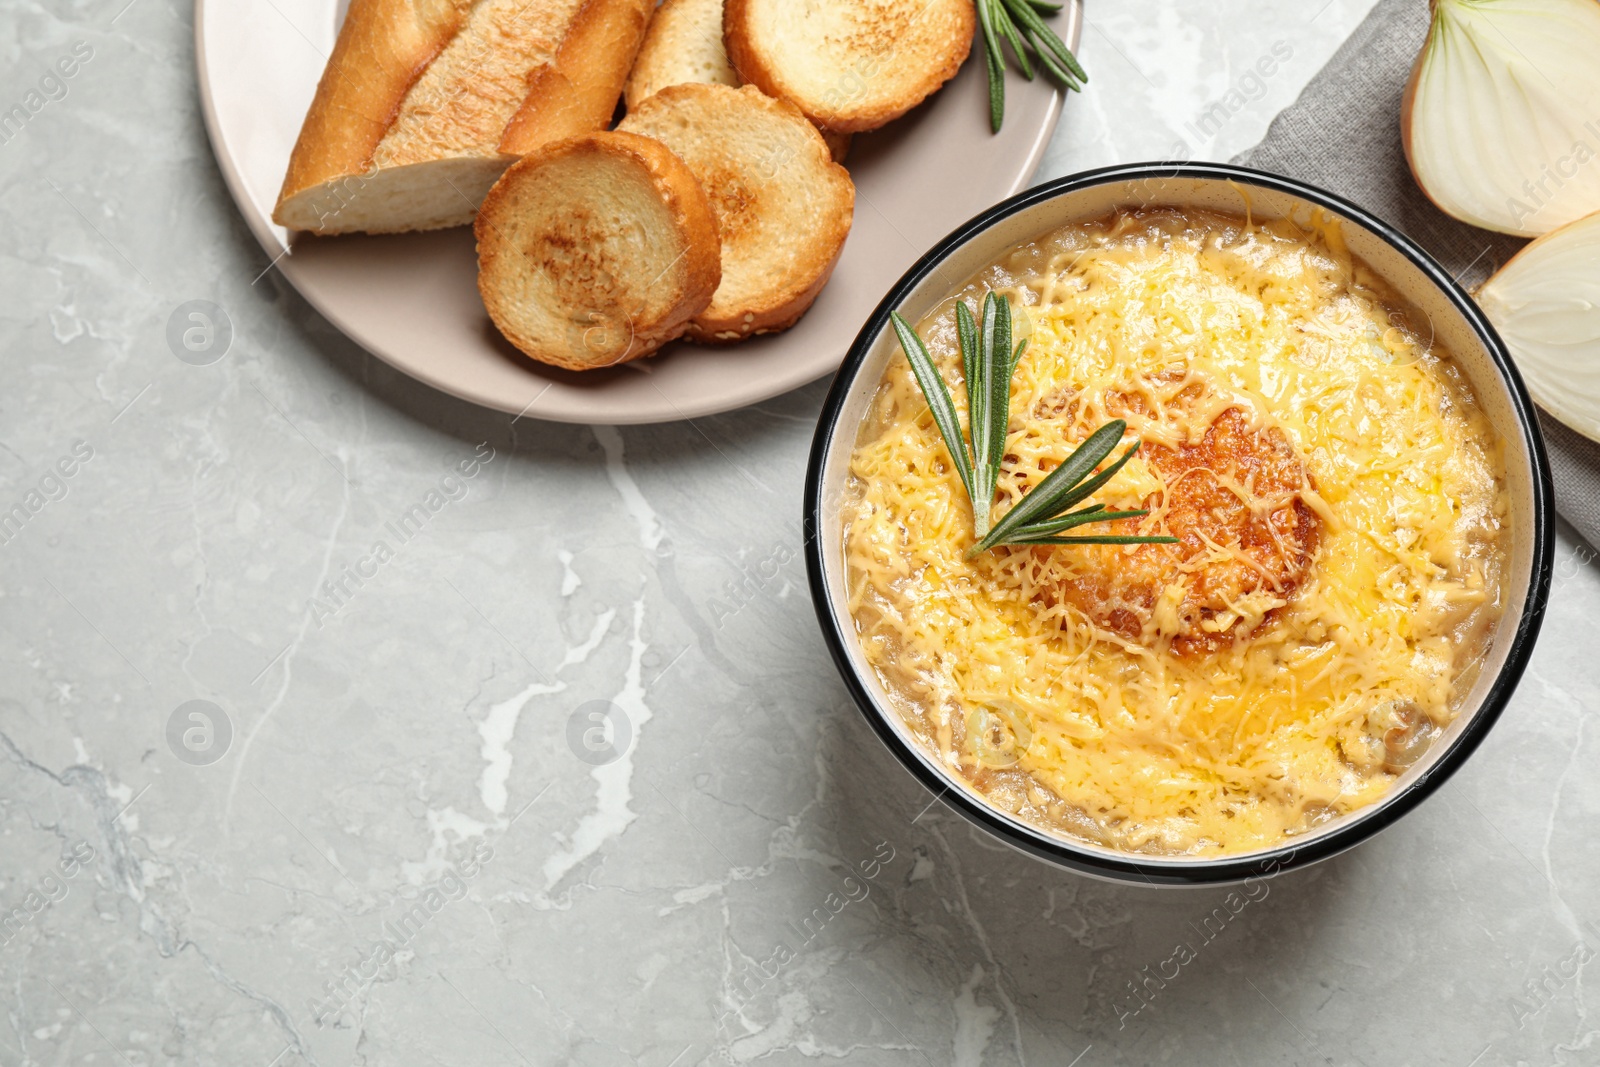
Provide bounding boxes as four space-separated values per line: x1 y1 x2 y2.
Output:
1009 336 1028 381
975 0 1009 132
1007 439 1147 541
1020 501 1107 525
994 2 1036 81
965 311 991 536
1010 506 1153 538
889 293 1175 559
956 300 979 414
1003 534 1180 547
1015 22 1079 88
999 0 1088 83
891 311 975 502
978 0 1087 131
977 420 1126 550
982 295 1012 502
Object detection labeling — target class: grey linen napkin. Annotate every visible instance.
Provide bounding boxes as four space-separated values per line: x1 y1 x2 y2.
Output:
1233 0 1600 550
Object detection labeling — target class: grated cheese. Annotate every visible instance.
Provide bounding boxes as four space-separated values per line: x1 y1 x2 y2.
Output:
843 209 1507 855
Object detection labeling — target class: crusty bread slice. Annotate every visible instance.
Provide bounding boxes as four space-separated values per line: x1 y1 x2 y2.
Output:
723 0 975 134
499 0 653 156
623 0 851 163
274 0 651 235
618 83 854 343
624 0 737 110
475 132 722 370
271 0 473 232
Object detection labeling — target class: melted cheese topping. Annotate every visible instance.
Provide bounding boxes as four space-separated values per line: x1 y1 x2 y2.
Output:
843 209 1507 855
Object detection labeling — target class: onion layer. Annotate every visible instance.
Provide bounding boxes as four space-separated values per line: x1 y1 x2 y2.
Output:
1403 0 1600 238
1478 210 1600 440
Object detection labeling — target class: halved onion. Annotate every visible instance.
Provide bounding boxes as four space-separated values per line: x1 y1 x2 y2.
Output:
1403 0 1600 237
1478 209 1600 440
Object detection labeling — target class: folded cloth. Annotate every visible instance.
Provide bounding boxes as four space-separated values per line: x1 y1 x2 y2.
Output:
1234 0 1598 550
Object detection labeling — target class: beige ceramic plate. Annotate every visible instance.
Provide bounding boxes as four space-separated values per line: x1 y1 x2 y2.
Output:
194 0 1076 423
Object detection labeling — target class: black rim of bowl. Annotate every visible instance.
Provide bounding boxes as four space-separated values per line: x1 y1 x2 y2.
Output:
803 161 1555 886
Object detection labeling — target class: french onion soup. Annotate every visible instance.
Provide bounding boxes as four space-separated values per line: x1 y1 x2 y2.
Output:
842 208 1507 855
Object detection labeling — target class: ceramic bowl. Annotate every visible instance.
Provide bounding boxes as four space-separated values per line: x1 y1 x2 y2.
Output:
803 162 1554 885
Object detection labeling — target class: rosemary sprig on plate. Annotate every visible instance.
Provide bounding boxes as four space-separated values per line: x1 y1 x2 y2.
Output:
889 292 1177 559
976 0 1088 132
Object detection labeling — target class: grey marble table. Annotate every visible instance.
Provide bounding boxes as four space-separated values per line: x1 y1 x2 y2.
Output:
4 2 1599 1065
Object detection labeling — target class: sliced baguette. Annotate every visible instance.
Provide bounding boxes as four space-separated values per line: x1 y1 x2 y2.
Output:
624 0 852 163
723 0 975 134
274 0 652 235
475 131 722 370
624 0 738 110
618 83 854 343
499 0 653 156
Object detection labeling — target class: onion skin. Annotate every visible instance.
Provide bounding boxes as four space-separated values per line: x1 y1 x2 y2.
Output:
1398 15 1433 218
1402 0 1600 238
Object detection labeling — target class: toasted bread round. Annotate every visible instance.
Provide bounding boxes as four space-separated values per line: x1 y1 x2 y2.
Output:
1039 406 1319 658
723 0 975 134
619 84 854 343
624 0 738 111
622 0 851 162
475 131 721 370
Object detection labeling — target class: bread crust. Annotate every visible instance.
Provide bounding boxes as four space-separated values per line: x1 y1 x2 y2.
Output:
618 83 854 344
623 0 851 161
624 0 737 110
723 0 975 134
475 131 722 371
274 0 650 234
500 0 654 156
274 0 472 226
